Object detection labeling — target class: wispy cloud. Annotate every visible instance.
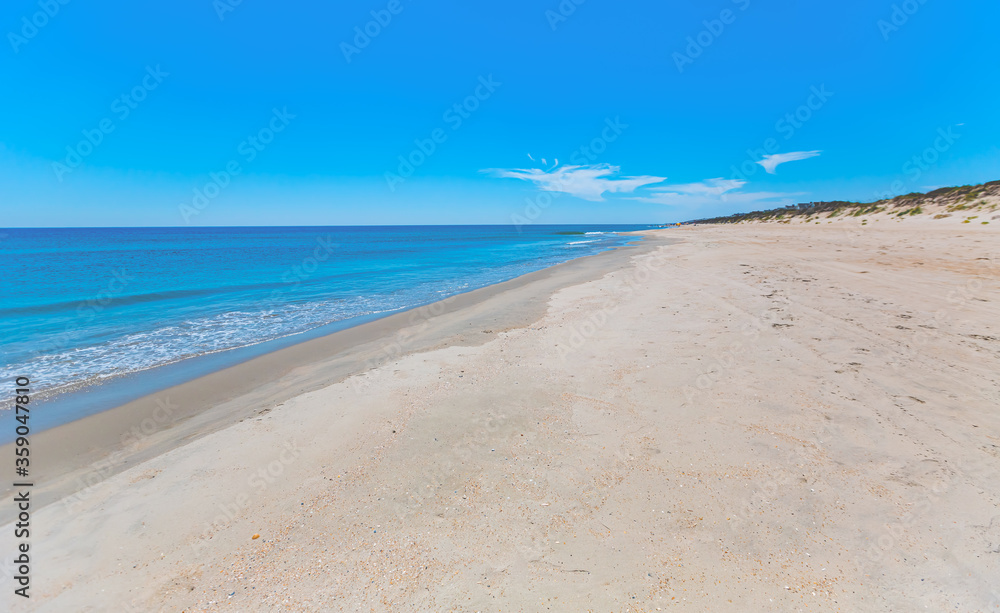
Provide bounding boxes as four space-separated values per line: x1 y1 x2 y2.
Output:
634 177 802 209
484 163 666 201
486 162 804 212
649 178 746 198
756 150 822 174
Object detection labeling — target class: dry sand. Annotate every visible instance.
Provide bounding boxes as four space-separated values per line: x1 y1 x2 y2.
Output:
4 220 1000 612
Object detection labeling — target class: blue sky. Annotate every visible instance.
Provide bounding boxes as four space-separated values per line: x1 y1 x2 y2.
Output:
1 0 998 226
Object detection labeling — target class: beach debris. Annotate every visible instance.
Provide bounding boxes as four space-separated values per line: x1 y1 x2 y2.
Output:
252 534 260 540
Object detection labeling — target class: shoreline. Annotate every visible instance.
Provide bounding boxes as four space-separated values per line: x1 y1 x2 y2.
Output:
1 309 392 438
2 230 652 433
0 233 668 521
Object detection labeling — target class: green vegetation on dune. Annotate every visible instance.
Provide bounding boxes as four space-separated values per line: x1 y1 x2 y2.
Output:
682 180 1000 225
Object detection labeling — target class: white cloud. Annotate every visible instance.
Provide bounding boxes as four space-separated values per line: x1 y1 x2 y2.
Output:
649 178 746 198
484 163 667 201
756 150 822 174
634 177 802 209
487 162 806 212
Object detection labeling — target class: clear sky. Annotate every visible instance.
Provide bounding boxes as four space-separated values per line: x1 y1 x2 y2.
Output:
2 0 998 226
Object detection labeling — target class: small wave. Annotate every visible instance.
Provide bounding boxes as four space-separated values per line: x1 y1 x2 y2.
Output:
567 240 599 245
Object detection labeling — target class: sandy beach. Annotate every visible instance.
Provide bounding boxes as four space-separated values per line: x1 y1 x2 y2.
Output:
5 219 1000 611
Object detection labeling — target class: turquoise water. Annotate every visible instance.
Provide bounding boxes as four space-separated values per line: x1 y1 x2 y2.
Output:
1 226 649 400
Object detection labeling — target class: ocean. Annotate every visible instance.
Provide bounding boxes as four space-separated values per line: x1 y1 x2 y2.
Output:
1 226 650 410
